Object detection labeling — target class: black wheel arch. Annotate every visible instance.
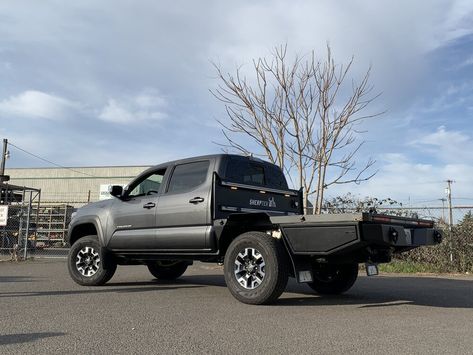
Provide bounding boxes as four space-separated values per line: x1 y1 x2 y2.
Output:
68 218 104 246
217 213 297 278
217 213 274 257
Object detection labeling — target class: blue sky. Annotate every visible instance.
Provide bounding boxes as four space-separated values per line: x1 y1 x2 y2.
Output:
1 0 472 205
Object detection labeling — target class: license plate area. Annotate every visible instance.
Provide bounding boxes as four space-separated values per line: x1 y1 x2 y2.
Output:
404 228 412 244
297 270 313 283
365 263 379 276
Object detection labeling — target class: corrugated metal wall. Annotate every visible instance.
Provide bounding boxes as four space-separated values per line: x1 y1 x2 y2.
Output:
4 166 151 207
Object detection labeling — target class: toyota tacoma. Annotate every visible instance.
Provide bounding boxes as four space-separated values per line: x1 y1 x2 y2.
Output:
67 154 441 304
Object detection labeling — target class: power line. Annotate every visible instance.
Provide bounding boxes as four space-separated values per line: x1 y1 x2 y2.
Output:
409 198 443 204
8 142 96 177
373 180 444 186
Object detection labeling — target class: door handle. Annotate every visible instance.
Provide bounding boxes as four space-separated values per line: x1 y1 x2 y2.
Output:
189 197 204 204
143 202 156 209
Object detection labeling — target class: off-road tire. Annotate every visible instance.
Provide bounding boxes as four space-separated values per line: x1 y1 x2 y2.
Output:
308 263 358 295
224 231 289 305
68 235 117 286
147 261 188 280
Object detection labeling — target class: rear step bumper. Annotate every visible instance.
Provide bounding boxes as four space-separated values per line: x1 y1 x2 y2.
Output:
361 224 442 247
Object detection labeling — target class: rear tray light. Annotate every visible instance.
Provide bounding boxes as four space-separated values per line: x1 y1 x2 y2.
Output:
372 216 391 223
371 216 433 228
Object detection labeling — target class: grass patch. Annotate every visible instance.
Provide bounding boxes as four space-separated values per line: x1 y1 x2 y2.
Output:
378 260 445 274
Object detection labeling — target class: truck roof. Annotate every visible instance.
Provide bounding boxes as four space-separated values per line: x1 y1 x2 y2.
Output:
146 154 268 171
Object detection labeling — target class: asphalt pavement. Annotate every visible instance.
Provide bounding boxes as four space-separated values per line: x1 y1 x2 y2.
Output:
1 260 473 354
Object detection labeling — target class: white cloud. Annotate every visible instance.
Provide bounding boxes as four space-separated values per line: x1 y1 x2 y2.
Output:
0 90 79 121
409 126 473 164
98 99 134 124
1 61 12 70
413 126 469 146
437 0 473 47
329 153 473 204
98 89 167 124
329 126 473 202
456 56 473 69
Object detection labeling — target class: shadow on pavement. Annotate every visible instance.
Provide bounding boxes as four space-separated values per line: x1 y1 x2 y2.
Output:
180 274 473 309
0 276 42 283
281 276 473 309
0 332 66 346
0 284 203 298
1 271 472 309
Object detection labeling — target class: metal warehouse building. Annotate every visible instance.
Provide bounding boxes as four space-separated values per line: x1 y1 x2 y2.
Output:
4 166 151 207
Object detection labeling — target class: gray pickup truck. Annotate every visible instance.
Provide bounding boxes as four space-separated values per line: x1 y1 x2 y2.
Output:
67 154 441 304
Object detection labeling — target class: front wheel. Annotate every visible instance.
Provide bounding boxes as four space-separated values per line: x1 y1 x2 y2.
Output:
147 260 188 280
68 235 117 286
224 231 289 305
307 263 358 295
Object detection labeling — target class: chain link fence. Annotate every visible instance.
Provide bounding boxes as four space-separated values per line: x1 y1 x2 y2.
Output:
1 183 74 261
2 184 472 273
0 183 41 261
30 204 73 259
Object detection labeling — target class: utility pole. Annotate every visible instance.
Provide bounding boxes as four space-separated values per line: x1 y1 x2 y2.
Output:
0 138 8 176
445 179 454 262
0 138 10 182
445 180 454 229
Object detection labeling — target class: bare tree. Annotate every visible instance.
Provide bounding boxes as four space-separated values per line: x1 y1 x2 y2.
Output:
212 44 380 214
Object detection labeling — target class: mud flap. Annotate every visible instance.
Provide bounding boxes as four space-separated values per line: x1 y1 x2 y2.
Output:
281 235 315 283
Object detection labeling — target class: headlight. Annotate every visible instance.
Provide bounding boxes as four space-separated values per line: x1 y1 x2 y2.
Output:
71 212 77 220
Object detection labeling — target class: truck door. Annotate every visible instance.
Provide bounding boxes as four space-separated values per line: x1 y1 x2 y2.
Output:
155 160 213 250
107 168 167 249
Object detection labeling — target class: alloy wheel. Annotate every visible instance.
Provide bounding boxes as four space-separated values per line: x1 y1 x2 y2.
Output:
234 247 266 289
76 246 101 277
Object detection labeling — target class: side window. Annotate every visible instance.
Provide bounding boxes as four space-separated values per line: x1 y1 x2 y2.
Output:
167 161 210 194
128 169 166 197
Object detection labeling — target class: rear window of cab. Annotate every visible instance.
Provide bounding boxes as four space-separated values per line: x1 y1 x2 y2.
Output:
224 157 288 190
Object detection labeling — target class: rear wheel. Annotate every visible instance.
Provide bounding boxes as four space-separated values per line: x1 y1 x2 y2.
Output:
224 231 289 305
147 260 188 280
68 235 117 286
307 263 358 295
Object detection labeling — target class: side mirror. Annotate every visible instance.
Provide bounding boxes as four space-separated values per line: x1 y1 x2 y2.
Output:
109 185 123 198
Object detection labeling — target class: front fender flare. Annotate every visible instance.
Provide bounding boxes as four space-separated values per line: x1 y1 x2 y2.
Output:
68 216 106 246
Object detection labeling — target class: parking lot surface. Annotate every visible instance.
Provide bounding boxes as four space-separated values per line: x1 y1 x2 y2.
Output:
1 260 473 354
